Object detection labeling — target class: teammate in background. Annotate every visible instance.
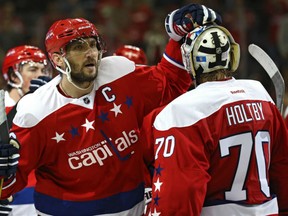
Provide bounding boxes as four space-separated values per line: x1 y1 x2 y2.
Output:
113 45 148 65
0 4 221 215
2 45 51 114
0 45 52 216
144 24 288 215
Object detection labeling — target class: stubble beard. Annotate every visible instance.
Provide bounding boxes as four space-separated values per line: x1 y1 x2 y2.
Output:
69 62 98 85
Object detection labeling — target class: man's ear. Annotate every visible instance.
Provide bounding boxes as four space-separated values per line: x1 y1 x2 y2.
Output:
51 53 65 68
8 68 20 84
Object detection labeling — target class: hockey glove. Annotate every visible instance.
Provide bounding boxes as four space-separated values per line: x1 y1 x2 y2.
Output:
0 196 13 216
29 75 52 93
0 138 20 177
0 205 12 216
165 4 222 41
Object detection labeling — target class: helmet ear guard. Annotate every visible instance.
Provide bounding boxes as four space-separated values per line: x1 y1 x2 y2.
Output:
181 25 240 81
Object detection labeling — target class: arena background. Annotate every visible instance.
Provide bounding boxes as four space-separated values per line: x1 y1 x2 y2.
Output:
0 0 287 110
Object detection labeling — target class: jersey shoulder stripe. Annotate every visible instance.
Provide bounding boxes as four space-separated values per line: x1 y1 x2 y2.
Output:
96 56 136 87
13 56 136 128
154 78 274 130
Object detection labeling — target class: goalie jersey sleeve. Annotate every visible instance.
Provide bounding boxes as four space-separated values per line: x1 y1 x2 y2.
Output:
1 39 191 216
146 78 288 216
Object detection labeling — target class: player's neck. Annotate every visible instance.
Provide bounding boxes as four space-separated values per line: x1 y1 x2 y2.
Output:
9 88 22 103
59 78 93 98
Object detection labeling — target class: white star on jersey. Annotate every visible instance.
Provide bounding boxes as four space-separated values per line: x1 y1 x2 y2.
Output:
110 103 122 117
154 177 163 192
82 119 95 132
52 132 65 143
151 208 161 216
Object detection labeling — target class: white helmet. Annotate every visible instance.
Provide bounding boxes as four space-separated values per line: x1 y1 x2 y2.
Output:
181 25 240 80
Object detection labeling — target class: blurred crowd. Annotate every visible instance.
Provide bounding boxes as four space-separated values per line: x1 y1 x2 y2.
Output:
0 0 287 106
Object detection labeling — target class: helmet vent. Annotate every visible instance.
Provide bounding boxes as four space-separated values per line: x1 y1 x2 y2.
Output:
58 30 74 38
26 52 31 56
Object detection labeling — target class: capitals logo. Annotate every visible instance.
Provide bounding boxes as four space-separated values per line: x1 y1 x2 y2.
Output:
67 129 138 169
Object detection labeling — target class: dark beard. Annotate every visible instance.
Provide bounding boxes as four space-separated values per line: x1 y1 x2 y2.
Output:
70 70 97 83
69 59 98 84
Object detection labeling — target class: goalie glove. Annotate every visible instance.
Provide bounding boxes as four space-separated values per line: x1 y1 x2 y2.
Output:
165 4 222 41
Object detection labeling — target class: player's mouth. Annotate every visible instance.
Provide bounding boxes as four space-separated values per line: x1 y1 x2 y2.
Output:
84 63 96 69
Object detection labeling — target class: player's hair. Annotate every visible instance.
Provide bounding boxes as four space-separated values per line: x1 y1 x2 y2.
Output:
198 69 234 84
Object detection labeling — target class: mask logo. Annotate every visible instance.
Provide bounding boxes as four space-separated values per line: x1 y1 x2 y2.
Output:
198 31 229 68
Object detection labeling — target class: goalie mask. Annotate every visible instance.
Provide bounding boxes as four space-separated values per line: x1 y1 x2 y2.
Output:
181 25 240 82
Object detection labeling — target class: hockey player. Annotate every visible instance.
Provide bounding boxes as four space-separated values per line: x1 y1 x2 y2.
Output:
2 45 51 114
0 4 222 216
144 24 288 215
0 45 52 216
113 45 148 65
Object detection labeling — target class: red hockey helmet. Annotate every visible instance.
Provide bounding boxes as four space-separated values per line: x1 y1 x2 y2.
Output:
45 18 106 60
2 45 48 81
114 45 147 65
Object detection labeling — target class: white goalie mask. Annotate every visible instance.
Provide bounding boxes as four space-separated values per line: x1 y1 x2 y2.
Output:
181 25 240 81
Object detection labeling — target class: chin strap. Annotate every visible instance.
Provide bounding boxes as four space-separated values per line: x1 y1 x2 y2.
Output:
7 71 24 97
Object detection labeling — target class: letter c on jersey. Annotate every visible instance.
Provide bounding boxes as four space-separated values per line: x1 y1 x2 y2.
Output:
102 87 115 102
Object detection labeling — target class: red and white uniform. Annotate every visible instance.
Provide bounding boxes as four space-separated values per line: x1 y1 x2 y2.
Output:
4 92 37 216
4 91 16 114
144 78 288 215
2 39 191 216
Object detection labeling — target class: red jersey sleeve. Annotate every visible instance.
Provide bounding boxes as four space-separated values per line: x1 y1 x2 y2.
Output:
147 126 210 216
130 39 191 119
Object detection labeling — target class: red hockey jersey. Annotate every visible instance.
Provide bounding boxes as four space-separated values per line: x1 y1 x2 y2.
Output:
2 39 191 215
144 78 288 216
4 91 37 216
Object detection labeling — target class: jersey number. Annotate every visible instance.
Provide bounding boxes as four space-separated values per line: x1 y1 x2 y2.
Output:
155 136 175 159
219 131 270 201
